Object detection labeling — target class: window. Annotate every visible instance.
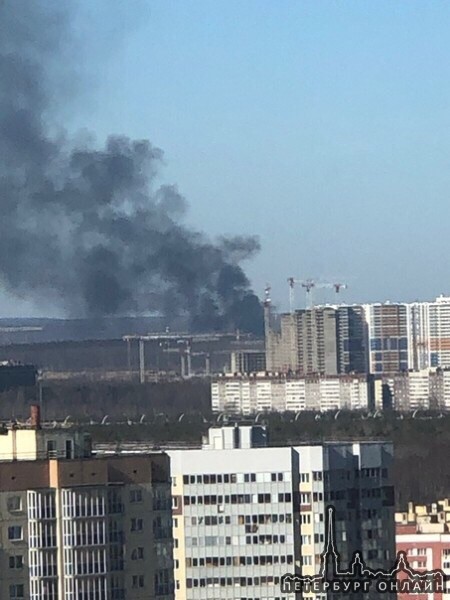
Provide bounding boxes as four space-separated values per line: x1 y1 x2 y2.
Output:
8 526 22 541
9 585 24 599
131 547 144 560
301 514 311 524
130 489 143 503
278 493 291 503
371 339 382 351
46 440 56 457
7 497 22 512
130 518 143 532
9 556 23 569
65 439 73 459
155 569 171 596
301 535 311 545
132 575 145 588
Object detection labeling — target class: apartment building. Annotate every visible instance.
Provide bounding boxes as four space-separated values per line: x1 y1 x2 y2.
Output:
406 301 430 371
396 499 450 600
364 303 409 374
0 407 174 600
230 351 266 374
211 373 373 414
265 307 339 375
169 443 300 600
425 296 450 368
295 441 396 595
404 296 450 371
169 425 396 600
266 295 450 378
336 305 368 374
373 369 450 411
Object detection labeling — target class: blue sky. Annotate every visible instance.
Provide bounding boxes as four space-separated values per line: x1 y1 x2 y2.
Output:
6 0 450 315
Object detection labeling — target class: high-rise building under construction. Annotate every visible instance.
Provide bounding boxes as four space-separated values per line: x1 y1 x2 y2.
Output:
265 305 368 375
265 307 338 375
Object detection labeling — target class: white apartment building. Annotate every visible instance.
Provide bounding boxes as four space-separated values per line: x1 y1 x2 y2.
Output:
169 444 299 600
428 296 450 368
443 371 450 410
373 369 450 411
406 296 450 371
408 370 432 409
211 374 371 414
169 425 395 600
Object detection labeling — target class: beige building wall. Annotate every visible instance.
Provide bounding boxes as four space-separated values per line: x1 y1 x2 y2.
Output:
0 453 174 600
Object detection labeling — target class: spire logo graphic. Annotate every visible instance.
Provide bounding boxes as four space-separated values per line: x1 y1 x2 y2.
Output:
281 506 448 595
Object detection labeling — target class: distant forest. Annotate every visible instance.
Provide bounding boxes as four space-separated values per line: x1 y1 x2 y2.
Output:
0 380 448 510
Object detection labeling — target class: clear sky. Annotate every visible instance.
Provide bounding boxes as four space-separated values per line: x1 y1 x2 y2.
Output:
5 0 450 315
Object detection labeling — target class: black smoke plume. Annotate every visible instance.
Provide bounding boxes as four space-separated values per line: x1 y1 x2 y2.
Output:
0 1 263 334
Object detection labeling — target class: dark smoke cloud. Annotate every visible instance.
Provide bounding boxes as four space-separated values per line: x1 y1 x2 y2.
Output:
0 1 263 334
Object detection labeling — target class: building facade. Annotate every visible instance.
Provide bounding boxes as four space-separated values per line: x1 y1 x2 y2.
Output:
170 444 300 600
266 296 450 378
336 306 368 374
427 296 450 369
230 351 266 374
211 373 373 414
265 308 339 375
373 369 450 411
364 303 409 374
0 408 174 600
396 499 450 600
0 454 174 600
169 426 396 600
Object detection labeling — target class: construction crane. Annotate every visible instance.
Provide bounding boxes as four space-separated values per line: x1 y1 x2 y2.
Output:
287 278 348 311
263 284 272 334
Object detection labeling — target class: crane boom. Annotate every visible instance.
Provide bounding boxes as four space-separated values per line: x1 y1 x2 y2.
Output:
287 278 348 310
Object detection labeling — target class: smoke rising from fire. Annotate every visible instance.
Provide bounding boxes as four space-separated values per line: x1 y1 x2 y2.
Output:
0 1 263 334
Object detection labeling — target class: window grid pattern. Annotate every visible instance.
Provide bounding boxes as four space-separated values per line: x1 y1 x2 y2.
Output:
62 489 108 600
27 491 59 600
